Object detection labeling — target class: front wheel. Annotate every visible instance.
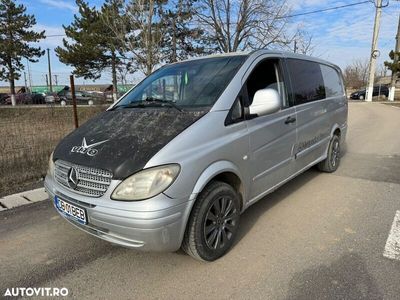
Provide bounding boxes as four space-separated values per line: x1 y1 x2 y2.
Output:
182 181 240 261
318 134 341 172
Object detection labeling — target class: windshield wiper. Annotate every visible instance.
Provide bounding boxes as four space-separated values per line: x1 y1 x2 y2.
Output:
113 97 183 112
111 102 146 110
143 97 183 112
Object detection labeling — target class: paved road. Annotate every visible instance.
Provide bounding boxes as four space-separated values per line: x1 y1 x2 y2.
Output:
1 102 400 299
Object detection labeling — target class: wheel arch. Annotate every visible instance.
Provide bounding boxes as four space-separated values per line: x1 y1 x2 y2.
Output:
322 125 342 157
332 126 341 138
190 161 246 212
178 161 246 249
330 124 341 138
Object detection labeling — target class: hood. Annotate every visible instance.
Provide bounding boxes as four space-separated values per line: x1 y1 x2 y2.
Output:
53 108 207 179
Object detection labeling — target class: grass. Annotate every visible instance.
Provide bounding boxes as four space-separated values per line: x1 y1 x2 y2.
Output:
0 105 106 197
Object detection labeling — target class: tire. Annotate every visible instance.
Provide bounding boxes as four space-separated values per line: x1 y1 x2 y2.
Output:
318 134 341 173
359 95 364 100
182 181 240 261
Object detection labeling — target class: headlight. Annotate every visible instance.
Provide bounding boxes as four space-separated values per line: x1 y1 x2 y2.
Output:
47 152 55 177
111 164 180 201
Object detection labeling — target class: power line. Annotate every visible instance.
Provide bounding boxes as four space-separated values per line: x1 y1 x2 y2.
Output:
276 1 372 19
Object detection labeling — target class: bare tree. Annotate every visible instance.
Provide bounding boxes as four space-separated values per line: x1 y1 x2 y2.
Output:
102 0 166 76
116 57 133 86
102 0 314 78
376 63 388 78
293 30 315 55
194 0 294 52
343 59 370 89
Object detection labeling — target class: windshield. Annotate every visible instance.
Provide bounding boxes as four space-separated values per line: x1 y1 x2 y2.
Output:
115 55 247 109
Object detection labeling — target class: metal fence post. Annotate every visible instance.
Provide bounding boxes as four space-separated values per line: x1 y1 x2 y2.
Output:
70 75 79 128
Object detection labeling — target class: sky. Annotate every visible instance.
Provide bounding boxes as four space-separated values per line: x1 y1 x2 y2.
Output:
3 0 400 87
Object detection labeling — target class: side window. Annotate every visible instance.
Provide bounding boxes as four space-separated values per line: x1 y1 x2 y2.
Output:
320 64 343 98
231 98 243 120
287 59 326 105
225 95 244 126
245 59 288 109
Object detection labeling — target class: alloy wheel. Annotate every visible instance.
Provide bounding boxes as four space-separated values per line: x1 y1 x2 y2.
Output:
331 139 340 167
204 196 238 250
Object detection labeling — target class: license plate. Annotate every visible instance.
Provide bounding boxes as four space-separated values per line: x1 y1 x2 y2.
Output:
54 196 87 225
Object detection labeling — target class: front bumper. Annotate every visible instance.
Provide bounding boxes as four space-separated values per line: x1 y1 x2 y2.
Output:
45 175 193 252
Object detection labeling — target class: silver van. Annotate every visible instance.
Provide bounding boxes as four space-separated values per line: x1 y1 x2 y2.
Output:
45 50 347 261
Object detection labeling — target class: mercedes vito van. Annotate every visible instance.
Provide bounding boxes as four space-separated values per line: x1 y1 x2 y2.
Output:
45 50 347 261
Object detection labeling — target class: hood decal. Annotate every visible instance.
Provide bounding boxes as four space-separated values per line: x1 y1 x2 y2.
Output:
71 137 109 156
53 108 207 179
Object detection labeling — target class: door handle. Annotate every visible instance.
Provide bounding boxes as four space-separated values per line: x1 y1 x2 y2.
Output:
285 116 296 124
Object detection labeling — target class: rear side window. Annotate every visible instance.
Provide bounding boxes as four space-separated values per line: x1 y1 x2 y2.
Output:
287 59 325 105
320 64 343 97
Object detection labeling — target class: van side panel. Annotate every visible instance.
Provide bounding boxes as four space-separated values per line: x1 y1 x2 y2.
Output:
285 58 347 172
246 107 297 200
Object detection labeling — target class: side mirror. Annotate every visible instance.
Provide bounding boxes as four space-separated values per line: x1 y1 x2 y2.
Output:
249 88 281 117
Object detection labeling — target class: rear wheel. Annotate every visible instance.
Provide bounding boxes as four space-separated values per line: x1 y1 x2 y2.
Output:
182 181 240 261
359 95 364 100
318 134 341 173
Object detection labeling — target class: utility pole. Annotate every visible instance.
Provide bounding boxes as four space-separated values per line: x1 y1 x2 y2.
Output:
389 14 400 102
45 74 49 88
26 58 32 91
47 48 53 93
366 0 383 102
70 75 79 128
54 74 58 86
294 40 297 53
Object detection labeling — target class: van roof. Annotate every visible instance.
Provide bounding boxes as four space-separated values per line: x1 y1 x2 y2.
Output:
177 50 341 72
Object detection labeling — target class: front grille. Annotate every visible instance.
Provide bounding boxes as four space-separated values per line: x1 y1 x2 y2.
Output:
54 160 113 197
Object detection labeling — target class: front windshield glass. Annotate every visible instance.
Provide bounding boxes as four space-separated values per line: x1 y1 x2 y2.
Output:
115 55 247 109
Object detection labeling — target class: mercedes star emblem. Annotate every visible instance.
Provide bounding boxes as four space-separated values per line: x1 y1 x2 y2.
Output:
67 167 79 189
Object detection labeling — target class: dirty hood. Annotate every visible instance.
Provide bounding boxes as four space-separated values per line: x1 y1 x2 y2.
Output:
53 108 206 179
